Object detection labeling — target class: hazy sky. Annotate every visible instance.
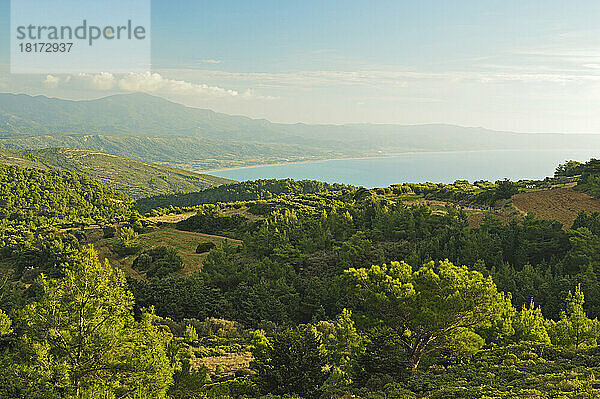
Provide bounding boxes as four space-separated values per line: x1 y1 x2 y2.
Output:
2 0 600 133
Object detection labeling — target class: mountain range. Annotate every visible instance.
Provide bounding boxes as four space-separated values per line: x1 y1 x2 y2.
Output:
1 92 599 172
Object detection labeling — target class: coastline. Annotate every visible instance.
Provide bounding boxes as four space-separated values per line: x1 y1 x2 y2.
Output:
196 148 586 174
197 154 389 173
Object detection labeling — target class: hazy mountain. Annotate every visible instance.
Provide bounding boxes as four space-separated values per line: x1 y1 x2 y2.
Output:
1 92 599 170
0 92 286 139
0 147 232 198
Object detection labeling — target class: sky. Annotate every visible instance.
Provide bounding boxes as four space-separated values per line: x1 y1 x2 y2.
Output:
1 0 600 133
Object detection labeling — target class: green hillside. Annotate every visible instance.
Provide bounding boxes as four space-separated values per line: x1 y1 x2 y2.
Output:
0 163 131 226
0 134 340 170
0 147 233 198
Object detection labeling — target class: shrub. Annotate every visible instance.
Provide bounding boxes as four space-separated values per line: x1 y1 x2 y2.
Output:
112 226 141 257
103 225 116 238
196 241 217 254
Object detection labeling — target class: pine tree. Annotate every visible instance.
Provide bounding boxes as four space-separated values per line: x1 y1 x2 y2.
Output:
4 247 175 398
550 284 600 348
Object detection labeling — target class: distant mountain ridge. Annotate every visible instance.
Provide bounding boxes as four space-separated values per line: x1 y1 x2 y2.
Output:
0 92 283 138
0 147 232 198
1 92 599 171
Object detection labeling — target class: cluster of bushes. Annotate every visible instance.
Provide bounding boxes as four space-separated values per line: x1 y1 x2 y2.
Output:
177 209 252 237
111 226 142 256
196 241 217 253
556 158 600 198
379 178 520 206
132 246 184 278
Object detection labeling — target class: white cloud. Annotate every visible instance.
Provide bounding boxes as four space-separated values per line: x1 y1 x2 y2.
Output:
44 72 243 98
77 72 117 90
117 72 239 97
157 67 599 88
43 74 60 89
157 68 419 88
240 89 279 101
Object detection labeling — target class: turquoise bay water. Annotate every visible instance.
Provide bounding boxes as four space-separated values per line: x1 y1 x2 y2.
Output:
211 150 600 187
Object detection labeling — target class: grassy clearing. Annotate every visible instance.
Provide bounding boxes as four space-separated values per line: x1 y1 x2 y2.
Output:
147 212 197 224
92 227 240 277
194 352 253 376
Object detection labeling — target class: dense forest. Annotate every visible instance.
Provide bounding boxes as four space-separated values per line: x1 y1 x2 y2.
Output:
0 164 132 225
3 162 600 398
135 179 350 213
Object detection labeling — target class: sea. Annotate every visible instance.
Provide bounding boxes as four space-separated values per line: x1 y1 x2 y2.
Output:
210 149 600 187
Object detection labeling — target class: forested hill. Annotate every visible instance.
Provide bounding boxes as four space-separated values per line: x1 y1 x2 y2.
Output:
0 164 131 225
7 160 600 397
0 147 232 198
134 178 350 213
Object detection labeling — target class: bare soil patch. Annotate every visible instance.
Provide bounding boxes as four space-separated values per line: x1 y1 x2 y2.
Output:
512 188 600 229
